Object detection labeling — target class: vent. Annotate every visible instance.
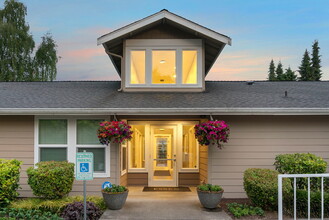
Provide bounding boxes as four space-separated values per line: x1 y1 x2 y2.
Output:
246 81 254 85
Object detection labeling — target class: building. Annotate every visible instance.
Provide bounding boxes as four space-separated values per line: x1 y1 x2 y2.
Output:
0 10 328 198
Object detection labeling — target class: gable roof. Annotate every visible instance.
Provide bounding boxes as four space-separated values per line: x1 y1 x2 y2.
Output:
97 9 231 76
1 81 329 115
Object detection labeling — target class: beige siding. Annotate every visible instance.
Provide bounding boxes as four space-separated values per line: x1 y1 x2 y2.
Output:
209 115 329 198
0 116 119 197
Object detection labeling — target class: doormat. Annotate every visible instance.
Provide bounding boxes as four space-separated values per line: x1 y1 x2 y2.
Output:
143 187 191 192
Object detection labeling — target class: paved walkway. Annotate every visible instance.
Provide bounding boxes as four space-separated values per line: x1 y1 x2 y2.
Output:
100 187 231 220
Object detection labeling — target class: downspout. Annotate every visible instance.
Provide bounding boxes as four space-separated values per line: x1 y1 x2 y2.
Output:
104 48 124 92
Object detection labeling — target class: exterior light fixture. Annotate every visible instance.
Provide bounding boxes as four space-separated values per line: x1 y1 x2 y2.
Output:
160 60 166 64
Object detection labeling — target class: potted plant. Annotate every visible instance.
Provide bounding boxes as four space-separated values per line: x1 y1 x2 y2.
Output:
197 184 224 209
194 120 230 149
102 184 129 210
97 121 133 145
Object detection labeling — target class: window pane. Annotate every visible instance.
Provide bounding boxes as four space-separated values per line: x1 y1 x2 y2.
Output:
77 120 102 145
122 147 127 171
78 148 105 172
152 50 176 84
129 125 145 168
130 51 145 84
182 50 197 84
182 125 198 168
39 120 67 144
40 148 67 161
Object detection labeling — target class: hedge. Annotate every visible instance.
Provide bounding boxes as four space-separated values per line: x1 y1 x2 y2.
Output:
243 168 292 210
0 159 22 207
27 161 75 199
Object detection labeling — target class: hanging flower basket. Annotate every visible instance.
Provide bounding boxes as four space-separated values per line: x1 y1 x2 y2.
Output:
194 120 230 149
97 121 133 145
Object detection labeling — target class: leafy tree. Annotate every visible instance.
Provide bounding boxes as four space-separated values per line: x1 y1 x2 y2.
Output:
276 61 284 81
268 59 276 81
311 40 321 81
298 50 312 81
283 67 297 81
0 0 57 82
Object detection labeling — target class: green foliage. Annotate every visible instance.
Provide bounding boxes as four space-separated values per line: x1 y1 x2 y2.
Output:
284 189 329 218
61 201 103 220
282 67 297 81
0 0 57 82
311 40 322 81
268 59 276 81
0 159 22 207
274 153 327 190
227 203 264 218
243 168 292 210
103 184 127 193
197 184 223 192
299 49 313 81
275 61 284 80
10 196 106 214
27 161 75 199
0 207 62 220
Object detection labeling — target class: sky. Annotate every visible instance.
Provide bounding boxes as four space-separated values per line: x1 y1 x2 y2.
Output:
2 0 329 81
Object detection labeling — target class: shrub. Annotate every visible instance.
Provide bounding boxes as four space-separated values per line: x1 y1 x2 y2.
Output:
9 196 106 214
197 184 223 192
27 161 75 199
274 153 328 190
0 207 62 220
0 159 22 207
243 168 292 210
102 184 127 193
61 201 102 220
284 189 329 218
227 203 264 218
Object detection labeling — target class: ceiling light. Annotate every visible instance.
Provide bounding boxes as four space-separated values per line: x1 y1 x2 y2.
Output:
173 75 176 78
160 60 166 64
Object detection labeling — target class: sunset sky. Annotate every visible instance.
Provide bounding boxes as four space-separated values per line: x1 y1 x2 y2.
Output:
5 0 329 81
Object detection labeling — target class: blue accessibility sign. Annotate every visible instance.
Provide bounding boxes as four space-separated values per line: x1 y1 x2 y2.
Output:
102 181 112 189
80 163 89 172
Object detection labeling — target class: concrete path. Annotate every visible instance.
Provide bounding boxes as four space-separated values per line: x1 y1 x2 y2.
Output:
100 187 231 220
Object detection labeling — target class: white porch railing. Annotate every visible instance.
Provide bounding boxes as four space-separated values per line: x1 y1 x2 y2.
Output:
278 173 329 220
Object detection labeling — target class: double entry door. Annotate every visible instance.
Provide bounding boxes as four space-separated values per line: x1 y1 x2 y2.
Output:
149 125 177 187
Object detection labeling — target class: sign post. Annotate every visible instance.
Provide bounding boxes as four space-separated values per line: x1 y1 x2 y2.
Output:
76 152 94 220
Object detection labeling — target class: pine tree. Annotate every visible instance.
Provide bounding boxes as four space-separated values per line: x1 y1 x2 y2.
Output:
299 50 312 81
276 61 284 81
0 0 57 82
268 59 276 81
311 40 322 81
283 67 297 81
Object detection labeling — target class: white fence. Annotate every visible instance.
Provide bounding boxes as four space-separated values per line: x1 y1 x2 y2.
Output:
278 173 329 220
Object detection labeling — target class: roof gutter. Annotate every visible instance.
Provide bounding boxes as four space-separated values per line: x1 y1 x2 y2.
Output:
1 108 329 116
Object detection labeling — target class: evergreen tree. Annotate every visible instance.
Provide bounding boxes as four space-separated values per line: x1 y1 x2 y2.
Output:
0 0 57 82
268 59 276 81
311 40 322 81
298 50 312 81
276 61 284 81
283 67 297 81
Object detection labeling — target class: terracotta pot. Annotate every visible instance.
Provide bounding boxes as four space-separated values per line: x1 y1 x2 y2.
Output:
197 189 224 209
102 189 129 210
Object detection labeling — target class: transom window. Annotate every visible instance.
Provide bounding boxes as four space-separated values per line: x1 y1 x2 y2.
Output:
126 39 202 88
35 117 110 177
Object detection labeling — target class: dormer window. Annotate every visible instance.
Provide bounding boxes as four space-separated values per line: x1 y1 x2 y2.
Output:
125 39 203 90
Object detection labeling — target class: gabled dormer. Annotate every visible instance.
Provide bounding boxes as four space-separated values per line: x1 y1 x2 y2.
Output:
97 9 231 92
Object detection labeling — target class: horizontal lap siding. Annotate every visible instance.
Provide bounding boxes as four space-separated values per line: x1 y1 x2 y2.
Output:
209 115 329 198
199 145 208 184
0 116 118 198
0 116 34 197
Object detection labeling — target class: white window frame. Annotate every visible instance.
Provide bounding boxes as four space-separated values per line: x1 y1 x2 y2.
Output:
125 39 203 88
34 116 110 178
120 142 127 176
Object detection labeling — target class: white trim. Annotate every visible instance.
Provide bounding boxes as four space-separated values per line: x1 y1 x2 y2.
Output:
97 10 231 45
34 116 110 178
6 108 329 115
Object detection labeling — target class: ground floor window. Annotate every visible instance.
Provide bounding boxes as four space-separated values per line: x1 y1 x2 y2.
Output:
35 117 110 177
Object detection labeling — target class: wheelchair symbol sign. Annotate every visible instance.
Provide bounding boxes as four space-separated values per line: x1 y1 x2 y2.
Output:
80 163 89 172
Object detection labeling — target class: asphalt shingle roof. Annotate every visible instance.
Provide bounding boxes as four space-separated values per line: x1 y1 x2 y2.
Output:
0 81 328 109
